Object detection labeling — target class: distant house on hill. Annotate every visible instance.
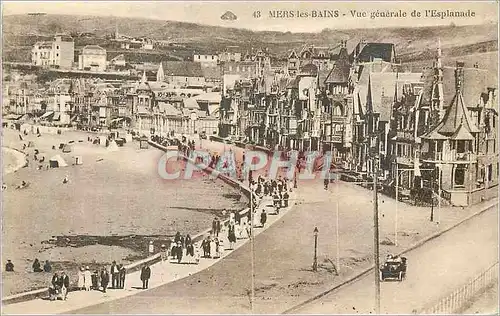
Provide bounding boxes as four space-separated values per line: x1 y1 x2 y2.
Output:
78 45 107 72
156 61 205 88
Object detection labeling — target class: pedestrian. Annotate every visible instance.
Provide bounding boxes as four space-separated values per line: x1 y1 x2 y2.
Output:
77 267 85 290
5 260 14 272
100 267 109 293
185 238 194 257
90 269 98 291
228 223 236 250
283 191 289 207
84 267 92 291
185 234 192 248
201 236 211 258
160 244 168 262
118 264 126 289
260 209 267 227
212 217 221 237
324 174 329 190
49 272 59 301
176 241 183 263
32 258 43 272
111 260 119 289
60 271 70 300
43 260 52 273
140 264 151 289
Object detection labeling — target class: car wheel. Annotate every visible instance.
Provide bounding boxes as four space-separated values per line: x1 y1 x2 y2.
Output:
379 271 384 282
398 271 403 281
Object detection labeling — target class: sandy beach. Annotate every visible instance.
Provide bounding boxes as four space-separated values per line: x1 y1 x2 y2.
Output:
2 128 246 296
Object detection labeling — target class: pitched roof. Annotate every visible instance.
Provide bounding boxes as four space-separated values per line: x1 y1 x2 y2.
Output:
451 122 474 140
325 47 350 84
300 63 318 76
368 72 397 121
158 102 182 116
161 61 204 77
354 43 395 63
183 97 200 109
202 66 222 80
437 90 479 135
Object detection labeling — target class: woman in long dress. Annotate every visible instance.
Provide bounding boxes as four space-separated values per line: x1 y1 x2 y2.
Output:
228 223 236 250
77 267 85 290
84 266 92 291
209 237 217 258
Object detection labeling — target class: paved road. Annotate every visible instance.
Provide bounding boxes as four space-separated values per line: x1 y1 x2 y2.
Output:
294 206 498 314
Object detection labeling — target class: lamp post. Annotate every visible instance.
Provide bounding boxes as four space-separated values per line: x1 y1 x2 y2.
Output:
312 227 319 272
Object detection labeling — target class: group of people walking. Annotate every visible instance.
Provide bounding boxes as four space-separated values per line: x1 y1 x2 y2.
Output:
76 262 127 293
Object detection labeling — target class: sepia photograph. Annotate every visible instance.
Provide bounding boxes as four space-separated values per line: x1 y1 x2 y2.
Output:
1 1 498 314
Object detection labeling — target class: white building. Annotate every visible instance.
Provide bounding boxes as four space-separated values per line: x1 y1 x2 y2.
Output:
193 54 219 66
78 45 107 72
31 35 74 69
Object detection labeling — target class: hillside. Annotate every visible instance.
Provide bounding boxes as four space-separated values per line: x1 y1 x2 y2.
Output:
3 14 498 61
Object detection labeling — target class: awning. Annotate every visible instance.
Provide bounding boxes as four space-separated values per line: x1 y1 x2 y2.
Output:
3 114 23 120
39 111 55 120
111 118 125 123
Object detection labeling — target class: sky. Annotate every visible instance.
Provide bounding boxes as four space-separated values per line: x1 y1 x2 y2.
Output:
2 1 498 33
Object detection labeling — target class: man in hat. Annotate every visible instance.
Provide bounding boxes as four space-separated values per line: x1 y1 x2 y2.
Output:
140 264 151 289
111 260 119 289
60 271 70 300
118 264 126 289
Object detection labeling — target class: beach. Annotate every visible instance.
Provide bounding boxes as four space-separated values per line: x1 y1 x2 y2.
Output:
2 128 246 296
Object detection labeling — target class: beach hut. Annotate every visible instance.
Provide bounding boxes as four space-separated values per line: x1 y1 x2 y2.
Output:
49 155 68 168
62 144 72 153
107 140 119 152
73 156 83 165
140 137 149 149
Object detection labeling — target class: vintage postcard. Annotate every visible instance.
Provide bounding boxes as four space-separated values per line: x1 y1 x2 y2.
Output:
1 1 498 314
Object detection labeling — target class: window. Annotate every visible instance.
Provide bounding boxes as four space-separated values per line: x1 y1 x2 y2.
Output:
454 167 465 186
205 55 207 59
56 53 59 57
56 46 59 49
488 164 493 182
457 140 466 153
212 56 214 60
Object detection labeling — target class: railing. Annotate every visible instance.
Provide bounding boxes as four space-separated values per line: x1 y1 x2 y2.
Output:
417 261 498 314
320 112 345 123
396 130 415 141
421 151 476 162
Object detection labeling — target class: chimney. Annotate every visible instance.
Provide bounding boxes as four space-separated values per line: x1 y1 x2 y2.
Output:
455 61 465 92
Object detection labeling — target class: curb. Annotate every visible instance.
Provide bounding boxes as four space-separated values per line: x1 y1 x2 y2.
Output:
2 141 253 306
282 198 498 314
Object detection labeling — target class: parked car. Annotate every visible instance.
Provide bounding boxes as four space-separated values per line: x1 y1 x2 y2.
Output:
379 255 407 281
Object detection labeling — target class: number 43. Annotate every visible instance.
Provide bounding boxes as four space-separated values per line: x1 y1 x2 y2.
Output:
253 11 261 18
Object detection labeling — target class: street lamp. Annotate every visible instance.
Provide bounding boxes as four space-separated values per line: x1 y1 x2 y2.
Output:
312 227 319 272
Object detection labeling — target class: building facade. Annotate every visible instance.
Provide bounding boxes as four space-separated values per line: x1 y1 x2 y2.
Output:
31 35 74 69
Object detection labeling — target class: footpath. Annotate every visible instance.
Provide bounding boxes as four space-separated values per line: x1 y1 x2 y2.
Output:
2 141 298 315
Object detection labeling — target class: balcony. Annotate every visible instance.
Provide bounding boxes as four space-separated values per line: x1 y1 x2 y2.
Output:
421 151 477 163
396 130 415 141
321 112 345 123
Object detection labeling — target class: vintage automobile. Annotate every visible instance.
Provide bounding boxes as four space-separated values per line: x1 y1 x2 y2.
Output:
379 255 407 281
